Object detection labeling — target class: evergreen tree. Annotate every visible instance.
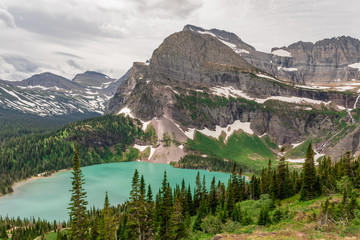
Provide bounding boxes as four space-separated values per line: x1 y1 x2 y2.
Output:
98 191 116 239
194 171 202 210
0 226 8 239
89 217 99 240
208 177 218 214
68 145 89 240
257 207 271 226
300 144 319 201
157 171 173 239
126 170 147 239
169 196 187 239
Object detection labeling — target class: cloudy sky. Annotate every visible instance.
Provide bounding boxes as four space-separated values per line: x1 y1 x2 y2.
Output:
0 0 359 81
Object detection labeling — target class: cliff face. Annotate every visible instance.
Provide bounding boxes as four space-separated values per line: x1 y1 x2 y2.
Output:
106 29 360 163
184 25 360 84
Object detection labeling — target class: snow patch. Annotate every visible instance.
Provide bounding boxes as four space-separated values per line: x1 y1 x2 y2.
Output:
349 62 360 70
148 147 155 160
236 49 250 54
210 85 331 106
295 85 330 90
118 107 134 118
184 120 253 142
211 86 251 99
282 67 298 72
165 86 179 95
141 120 151 131
291 141 305 148
197 30 216 38
286 158 305 164
334 86 355 91
272 49 292 57
256 96 330 105
134 144 149 152
255 74 280 82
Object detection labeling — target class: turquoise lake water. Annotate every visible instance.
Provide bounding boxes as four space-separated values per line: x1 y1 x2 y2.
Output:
0 162 231 221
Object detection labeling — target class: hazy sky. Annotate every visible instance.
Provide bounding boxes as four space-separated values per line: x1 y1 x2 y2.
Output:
0 0 359 80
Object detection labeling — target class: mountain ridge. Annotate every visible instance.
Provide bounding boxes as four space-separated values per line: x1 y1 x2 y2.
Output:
185 24 360 84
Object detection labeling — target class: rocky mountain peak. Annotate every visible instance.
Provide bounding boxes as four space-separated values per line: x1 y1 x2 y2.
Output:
149 30 257 84
183 24 255 51
13 72 82 90
73 71 112 88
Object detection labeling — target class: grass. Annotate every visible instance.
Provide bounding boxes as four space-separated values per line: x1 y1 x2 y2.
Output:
187 131 276 172
262 135 279 150
199 194 360 239
285 138 312 159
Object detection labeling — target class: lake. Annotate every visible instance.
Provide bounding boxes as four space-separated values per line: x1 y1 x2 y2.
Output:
0 162 231 221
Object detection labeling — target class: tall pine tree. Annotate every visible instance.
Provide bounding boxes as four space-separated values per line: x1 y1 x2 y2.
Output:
300 143 319 201
68 145 89 240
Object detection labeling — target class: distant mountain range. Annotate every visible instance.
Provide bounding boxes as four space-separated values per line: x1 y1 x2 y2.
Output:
0 71 124 118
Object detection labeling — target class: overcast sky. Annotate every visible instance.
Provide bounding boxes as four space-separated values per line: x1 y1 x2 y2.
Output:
0 0 359 81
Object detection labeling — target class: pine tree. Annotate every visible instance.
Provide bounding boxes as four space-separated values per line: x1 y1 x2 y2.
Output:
208 177 218 214
0 226 8 239
89 217 99 240
300 144 319 201
158 171 173 239
194 171 202 210
257 207 271 226
127 170 146 239
68 145 89 240
98 191 116 239
169 196 187 239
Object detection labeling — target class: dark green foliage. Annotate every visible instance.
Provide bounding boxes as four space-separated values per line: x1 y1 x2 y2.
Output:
175 154 254 174
257 207 271 226
0 114 147 195
0 108 100 142
300 144 320 201
0 225 8 239
68 145 89 240
98 192 116 239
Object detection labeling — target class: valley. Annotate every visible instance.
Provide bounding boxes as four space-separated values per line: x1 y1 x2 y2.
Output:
1 17 360 239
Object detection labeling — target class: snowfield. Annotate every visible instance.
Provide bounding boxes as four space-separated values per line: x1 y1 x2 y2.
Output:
349 62 360 70
182 120 253 141
210 86 331 106
272 49 292 57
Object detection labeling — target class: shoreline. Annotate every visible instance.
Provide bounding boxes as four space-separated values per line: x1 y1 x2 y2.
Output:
1 168 71 198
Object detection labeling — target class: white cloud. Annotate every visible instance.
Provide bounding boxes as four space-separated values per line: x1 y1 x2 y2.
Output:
0 0 358 81
0 6 15 28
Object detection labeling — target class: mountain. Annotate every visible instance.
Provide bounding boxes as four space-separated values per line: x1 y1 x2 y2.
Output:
184 25 360 84
106 27 360 167
12 72 83 91
1 70 126 118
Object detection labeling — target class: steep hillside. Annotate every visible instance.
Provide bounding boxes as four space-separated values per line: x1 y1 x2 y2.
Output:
106 28 360 166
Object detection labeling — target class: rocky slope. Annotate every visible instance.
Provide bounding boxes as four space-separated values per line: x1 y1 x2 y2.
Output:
106 28 360 164
184 25 360 84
